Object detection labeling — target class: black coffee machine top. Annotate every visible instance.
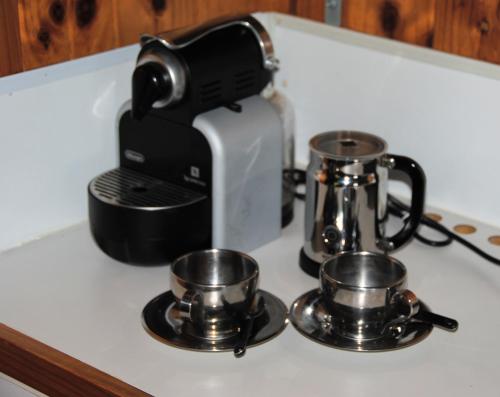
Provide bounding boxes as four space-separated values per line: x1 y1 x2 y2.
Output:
131 14 278 123
88 15 286 265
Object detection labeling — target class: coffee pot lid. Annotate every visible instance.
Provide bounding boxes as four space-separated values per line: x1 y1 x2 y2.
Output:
309 131 387 161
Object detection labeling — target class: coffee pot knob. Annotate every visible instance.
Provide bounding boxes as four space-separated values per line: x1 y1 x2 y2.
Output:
131 61 172 120
322 225 341 252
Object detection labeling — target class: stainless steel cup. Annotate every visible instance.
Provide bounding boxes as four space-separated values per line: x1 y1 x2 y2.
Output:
301 131 426 277
170 249 259 339
320 251 420 340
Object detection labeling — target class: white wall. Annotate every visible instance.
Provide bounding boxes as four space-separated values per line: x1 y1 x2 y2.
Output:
0 47 137 251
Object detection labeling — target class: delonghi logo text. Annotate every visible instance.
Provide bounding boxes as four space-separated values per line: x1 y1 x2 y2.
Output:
124 149 145 163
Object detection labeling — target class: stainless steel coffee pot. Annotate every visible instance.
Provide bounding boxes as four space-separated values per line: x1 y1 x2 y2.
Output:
300 131 426 277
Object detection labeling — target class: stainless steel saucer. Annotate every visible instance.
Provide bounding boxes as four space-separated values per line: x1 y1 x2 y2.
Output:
290 289 433 352
142 290 288 352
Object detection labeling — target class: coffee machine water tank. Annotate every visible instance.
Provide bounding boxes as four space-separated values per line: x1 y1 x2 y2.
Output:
88 15 288 264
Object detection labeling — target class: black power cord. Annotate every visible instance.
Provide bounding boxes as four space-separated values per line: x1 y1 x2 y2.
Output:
387 195 452 247
388 194 500 266
291 169 306 200
291 169 500 266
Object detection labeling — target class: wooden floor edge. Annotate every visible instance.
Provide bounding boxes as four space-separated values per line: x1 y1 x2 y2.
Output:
0 323 152 397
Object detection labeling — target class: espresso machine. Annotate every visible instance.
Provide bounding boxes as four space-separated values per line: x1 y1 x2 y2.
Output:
88 15 290 264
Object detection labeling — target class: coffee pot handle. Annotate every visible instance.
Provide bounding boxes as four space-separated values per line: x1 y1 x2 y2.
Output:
384 154 426 250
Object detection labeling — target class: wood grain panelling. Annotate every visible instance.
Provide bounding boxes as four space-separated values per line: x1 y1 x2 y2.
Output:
0 323 151 397
114 0 295 47
290 0 325 20
114 0 175 45
70 0 119 58
2 0 323 75
165 0 289 30
0 0 22 76
341 0 436 47
3 0 500 76
341 0 500 63
17 0 73 71
18 0 119 70
433 0 500 64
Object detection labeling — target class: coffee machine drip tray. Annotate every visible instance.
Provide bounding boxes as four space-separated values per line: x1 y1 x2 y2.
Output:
89 167 206 209
88 167 211 264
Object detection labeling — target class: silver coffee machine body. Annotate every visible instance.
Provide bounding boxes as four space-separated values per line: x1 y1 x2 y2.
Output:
193 95 283 252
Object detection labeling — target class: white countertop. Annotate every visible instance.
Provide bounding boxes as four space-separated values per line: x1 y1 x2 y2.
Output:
1 201 500 397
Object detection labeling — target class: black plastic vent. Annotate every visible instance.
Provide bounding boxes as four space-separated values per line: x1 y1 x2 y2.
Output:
199 80 222 104
234 69 256 93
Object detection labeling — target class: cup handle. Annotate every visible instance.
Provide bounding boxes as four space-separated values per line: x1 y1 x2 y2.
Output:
178 290 202 322
382 154 426 251
394 289 420 319
383 289 420 338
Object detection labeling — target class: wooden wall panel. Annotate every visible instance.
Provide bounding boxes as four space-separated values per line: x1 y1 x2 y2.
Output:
291 0 325 20
3 0 500 77
114 0 294 48
341 0 500 64
341 0 436 47
114 0 175 45
70 0 119 58
18 0 119 70
0 0 22 76
433 0 500 64
17 0 73 71
8 0 314 74
167 0 290 30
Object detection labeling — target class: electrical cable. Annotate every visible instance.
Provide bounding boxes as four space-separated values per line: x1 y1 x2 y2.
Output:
387 194 500 265
387 195 452 247
291 169 306 200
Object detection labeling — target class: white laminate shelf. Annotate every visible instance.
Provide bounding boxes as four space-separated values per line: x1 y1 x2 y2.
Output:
1 201 500 397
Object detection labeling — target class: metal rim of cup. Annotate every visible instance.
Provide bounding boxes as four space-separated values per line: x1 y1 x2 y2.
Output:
309 130 388 161
320 251 407 289
171 248 259 287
